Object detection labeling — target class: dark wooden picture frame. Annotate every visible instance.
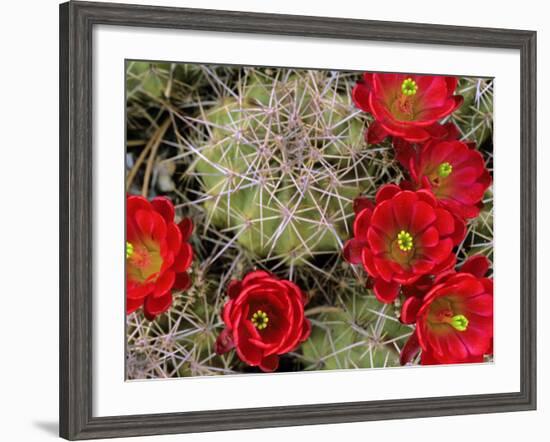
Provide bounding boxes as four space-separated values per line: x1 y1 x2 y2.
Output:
59 1 537 439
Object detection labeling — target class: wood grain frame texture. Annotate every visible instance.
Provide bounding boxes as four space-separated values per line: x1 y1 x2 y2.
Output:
59 1 537 439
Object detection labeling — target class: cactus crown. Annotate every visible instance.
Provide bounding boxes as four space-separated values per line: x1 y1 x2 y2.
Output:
188 69 382 267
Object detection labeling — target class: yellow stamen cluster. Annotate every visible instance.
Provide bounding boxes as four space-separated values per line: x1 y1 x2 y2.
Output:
438 162 453 178
251 309 269 330
126 241 134 259
449 314 469 331
397 230 414 252
401 78 418 96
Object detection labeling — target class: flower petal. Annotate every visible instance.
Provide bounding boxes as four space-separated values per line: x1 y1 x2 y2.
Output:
343 238 366 265
400 297 423 324
242 270 272 287
173 272 192 291
417 226 439 247
353 196 375 215
178 218 194 242
152 271 175 298
144 292 173 320
371 200 397 236
374 257 394 282
366 120 389 145
391 191 418 230
172 243 193 273
166 223 182 255
434 208 455 237
227 280 243 299
423 238 453 263
409 201 436 234
361 248 379 278
151 196 175 224
352 82 371 112
126 296 143 314
375 184 401 204
259 354 280 372
400 330 420 365
215 328 235 355
353 208 372 240
373 278 400 303
460 255 490 277
367 228 388 255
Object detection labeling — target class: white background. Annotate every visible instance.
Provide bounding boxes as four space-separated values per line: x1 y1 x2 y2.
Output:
0 0 546 441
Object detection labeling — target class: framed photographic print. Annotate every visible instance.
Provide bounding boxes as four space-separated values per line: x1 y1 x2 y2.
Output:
59 1 537 440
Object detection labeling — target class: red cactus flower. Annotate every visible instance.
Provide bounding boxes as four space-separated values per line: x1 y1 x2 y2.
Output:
352 73 463 144
343 185 466 304
399 263 493 365
215 271 311 372
126 195 194 320
397 139 492 219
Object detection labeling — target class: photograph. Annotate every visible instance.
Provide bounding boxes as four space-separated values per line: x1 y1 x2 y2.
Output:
0 0 542 440
125 62 494 379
